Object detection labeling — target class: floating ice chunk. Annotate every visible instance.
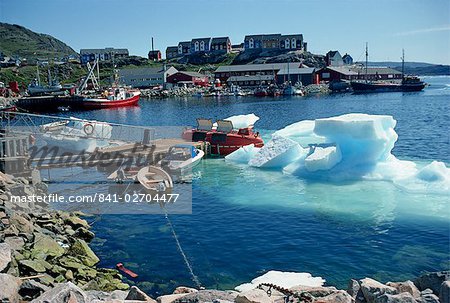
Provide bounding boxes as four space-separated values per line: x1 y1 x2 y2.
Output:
213 113 260 129
249 135 306 168
235 270 325 292
305 146 342 172
393 161 450 195
365 155 417 181
274 120 327 147
225 144 261 164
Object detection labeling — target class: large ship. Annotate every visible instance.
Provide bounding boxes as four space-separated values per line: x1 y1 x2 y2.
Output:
351 47 425 93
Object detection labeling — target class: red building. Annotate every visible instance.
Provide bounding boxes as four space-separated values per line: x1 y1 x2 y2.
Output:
148 50 162 61
317 66 402 82
166 71 209 87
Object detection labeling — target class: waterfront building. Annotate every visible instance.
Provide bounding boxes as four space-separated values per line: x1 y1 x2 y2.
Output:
317 66 402 82
119 66 178 88
148 50 162 61
191 38 212 53
210 37 232 54
325 51 344 66
244 33 306 51
166 47 179 60
167 71 209 87
80 48 129 64
342 53 353 65
276 66 316 86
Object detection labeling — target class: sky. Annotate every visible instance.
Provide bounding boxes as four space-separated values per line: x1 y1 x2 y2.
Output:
1 0 449 64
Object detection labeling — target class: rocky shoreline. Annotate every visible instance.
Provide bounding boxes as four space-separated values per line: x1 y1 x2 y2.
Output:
1 171 449 303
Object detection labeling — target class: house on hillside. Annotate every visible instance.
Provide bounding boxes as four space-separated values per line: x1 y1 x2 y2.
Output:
119 66 178 88
191 38 211 53
166 46 179 60
210 37 231 54
178 42 191 56
80 48 129 64
244 34 306 51
279 34 304 50
148 50 162 61
325 51 344 66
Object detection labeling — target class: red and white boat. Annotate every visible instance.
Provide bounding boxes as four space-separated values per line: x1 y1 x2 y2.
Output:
80 87 140 109
182 117 264 156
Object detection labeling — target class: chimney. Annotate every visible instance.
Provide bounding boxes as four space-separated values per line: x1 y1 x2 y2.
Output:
152 37 154 52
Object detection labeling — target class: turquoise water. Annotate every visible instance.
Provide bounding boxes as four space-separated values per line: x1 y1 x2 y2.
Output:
52 77 450 295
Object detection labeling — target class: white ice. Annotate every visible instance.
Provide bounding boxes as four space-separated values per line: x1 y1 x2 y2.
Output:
248 135 307 168
225 113 450 195
235 270 325 292
225 144 261 164
213 113 260 129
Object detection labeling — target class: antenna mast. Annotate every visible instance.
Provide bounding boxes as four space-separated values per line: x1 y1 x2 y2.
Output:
365 42 368 82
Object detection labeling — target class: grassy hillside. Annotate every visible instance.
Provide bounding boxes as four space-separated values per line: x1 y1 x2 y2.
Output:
0 23 77 60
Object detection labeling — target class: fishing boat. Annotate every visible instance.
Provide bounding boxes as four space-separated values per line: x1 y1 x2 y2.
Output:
182 117 264 156
80 87 141 109
137 166 174 194
28 65 63 96
351 47 425 93
159 144 204 179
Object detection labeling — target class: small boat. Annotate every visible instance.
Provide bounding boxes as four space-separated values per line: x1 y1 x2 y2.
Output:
116 263 138 278
28 65 63 96
159 144 204 180
137 166 174 194
80 87 141 109
40 118 114 153
182 116 264 156
107 166 141 183
254 86 268 97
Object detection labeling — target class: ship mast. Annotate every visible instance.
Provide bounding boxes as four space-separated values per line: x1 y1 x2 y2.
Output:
365 42 368 83
401 49 405 80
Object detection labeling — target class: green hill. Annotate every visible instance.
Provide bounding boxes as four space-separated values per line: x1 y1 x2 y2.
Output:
0 22 77 60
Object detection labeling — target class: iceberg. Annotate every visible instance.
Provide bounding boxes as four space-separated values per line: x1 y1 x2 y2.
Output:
248 135 307 168
226 113 450 195
235 270 325 292
213 113 260 129
225 144 261 164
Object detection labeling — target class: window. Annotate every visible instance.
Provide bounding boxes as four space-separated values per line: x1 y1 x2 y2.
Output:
322 72 330 79
291 38 296 49
285 38 290 49
200 41 205 51
249 38 254 49
195 41 199 52
178 45 182 54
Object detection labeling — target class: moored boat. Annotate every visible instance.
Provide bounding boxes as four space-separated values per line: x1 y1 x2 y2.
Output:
137 166 174 194
80 88 140 109
159 144 204 181
182 115 264 156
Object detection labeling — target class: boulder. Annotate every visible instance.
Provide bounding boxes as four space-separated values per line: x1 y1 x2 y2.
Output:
74 227 95 242
19 259 47 274
318 290 355 303
347 278 366 302
125 286 157 302
0 242 12 272
440 281 450 303
4 236 25 251
289 285 339 298
19 280 50 300
235 288 273 303
58 255 86 270
359 278 397 303
31 282 87 303
10 213 34 234
64 215 90 230
375 292 416 303
68 239 99 267
0 273 21 303
33 233 65 258
157 293 190 303
173 286 198 294
418 293 441 303
414 271 450 294
386 281 421 298
172 290 238 303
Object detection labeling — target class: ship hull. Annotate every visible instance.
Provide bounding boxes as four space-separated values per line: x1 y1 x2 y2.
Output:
80 93 140 109
351 81 425 93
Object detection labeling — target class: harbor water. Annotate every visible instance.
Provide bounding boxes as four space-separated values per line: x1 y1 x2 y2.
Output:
50 76 450 295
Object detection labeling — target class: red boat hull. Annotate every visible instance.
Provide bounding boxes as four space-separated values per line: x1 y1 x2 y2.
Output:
182 128 264 156
80 93 140 109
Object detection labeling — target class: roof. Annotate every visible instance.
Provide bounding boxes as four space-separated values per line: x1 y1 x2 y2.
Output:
211 37 230 44
166 46 178 52
174 71 207 78
323 66 359 76
227 75 275 82
277 67 315 75
351 67 402 75
342 54 352 59
191 37 211 43
261 34 281 40
178 41 191 47
326 50 341 58
280 34 304 40
80 48 128 55
215 63 301 73
119 66 177 76
148 50 161 54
